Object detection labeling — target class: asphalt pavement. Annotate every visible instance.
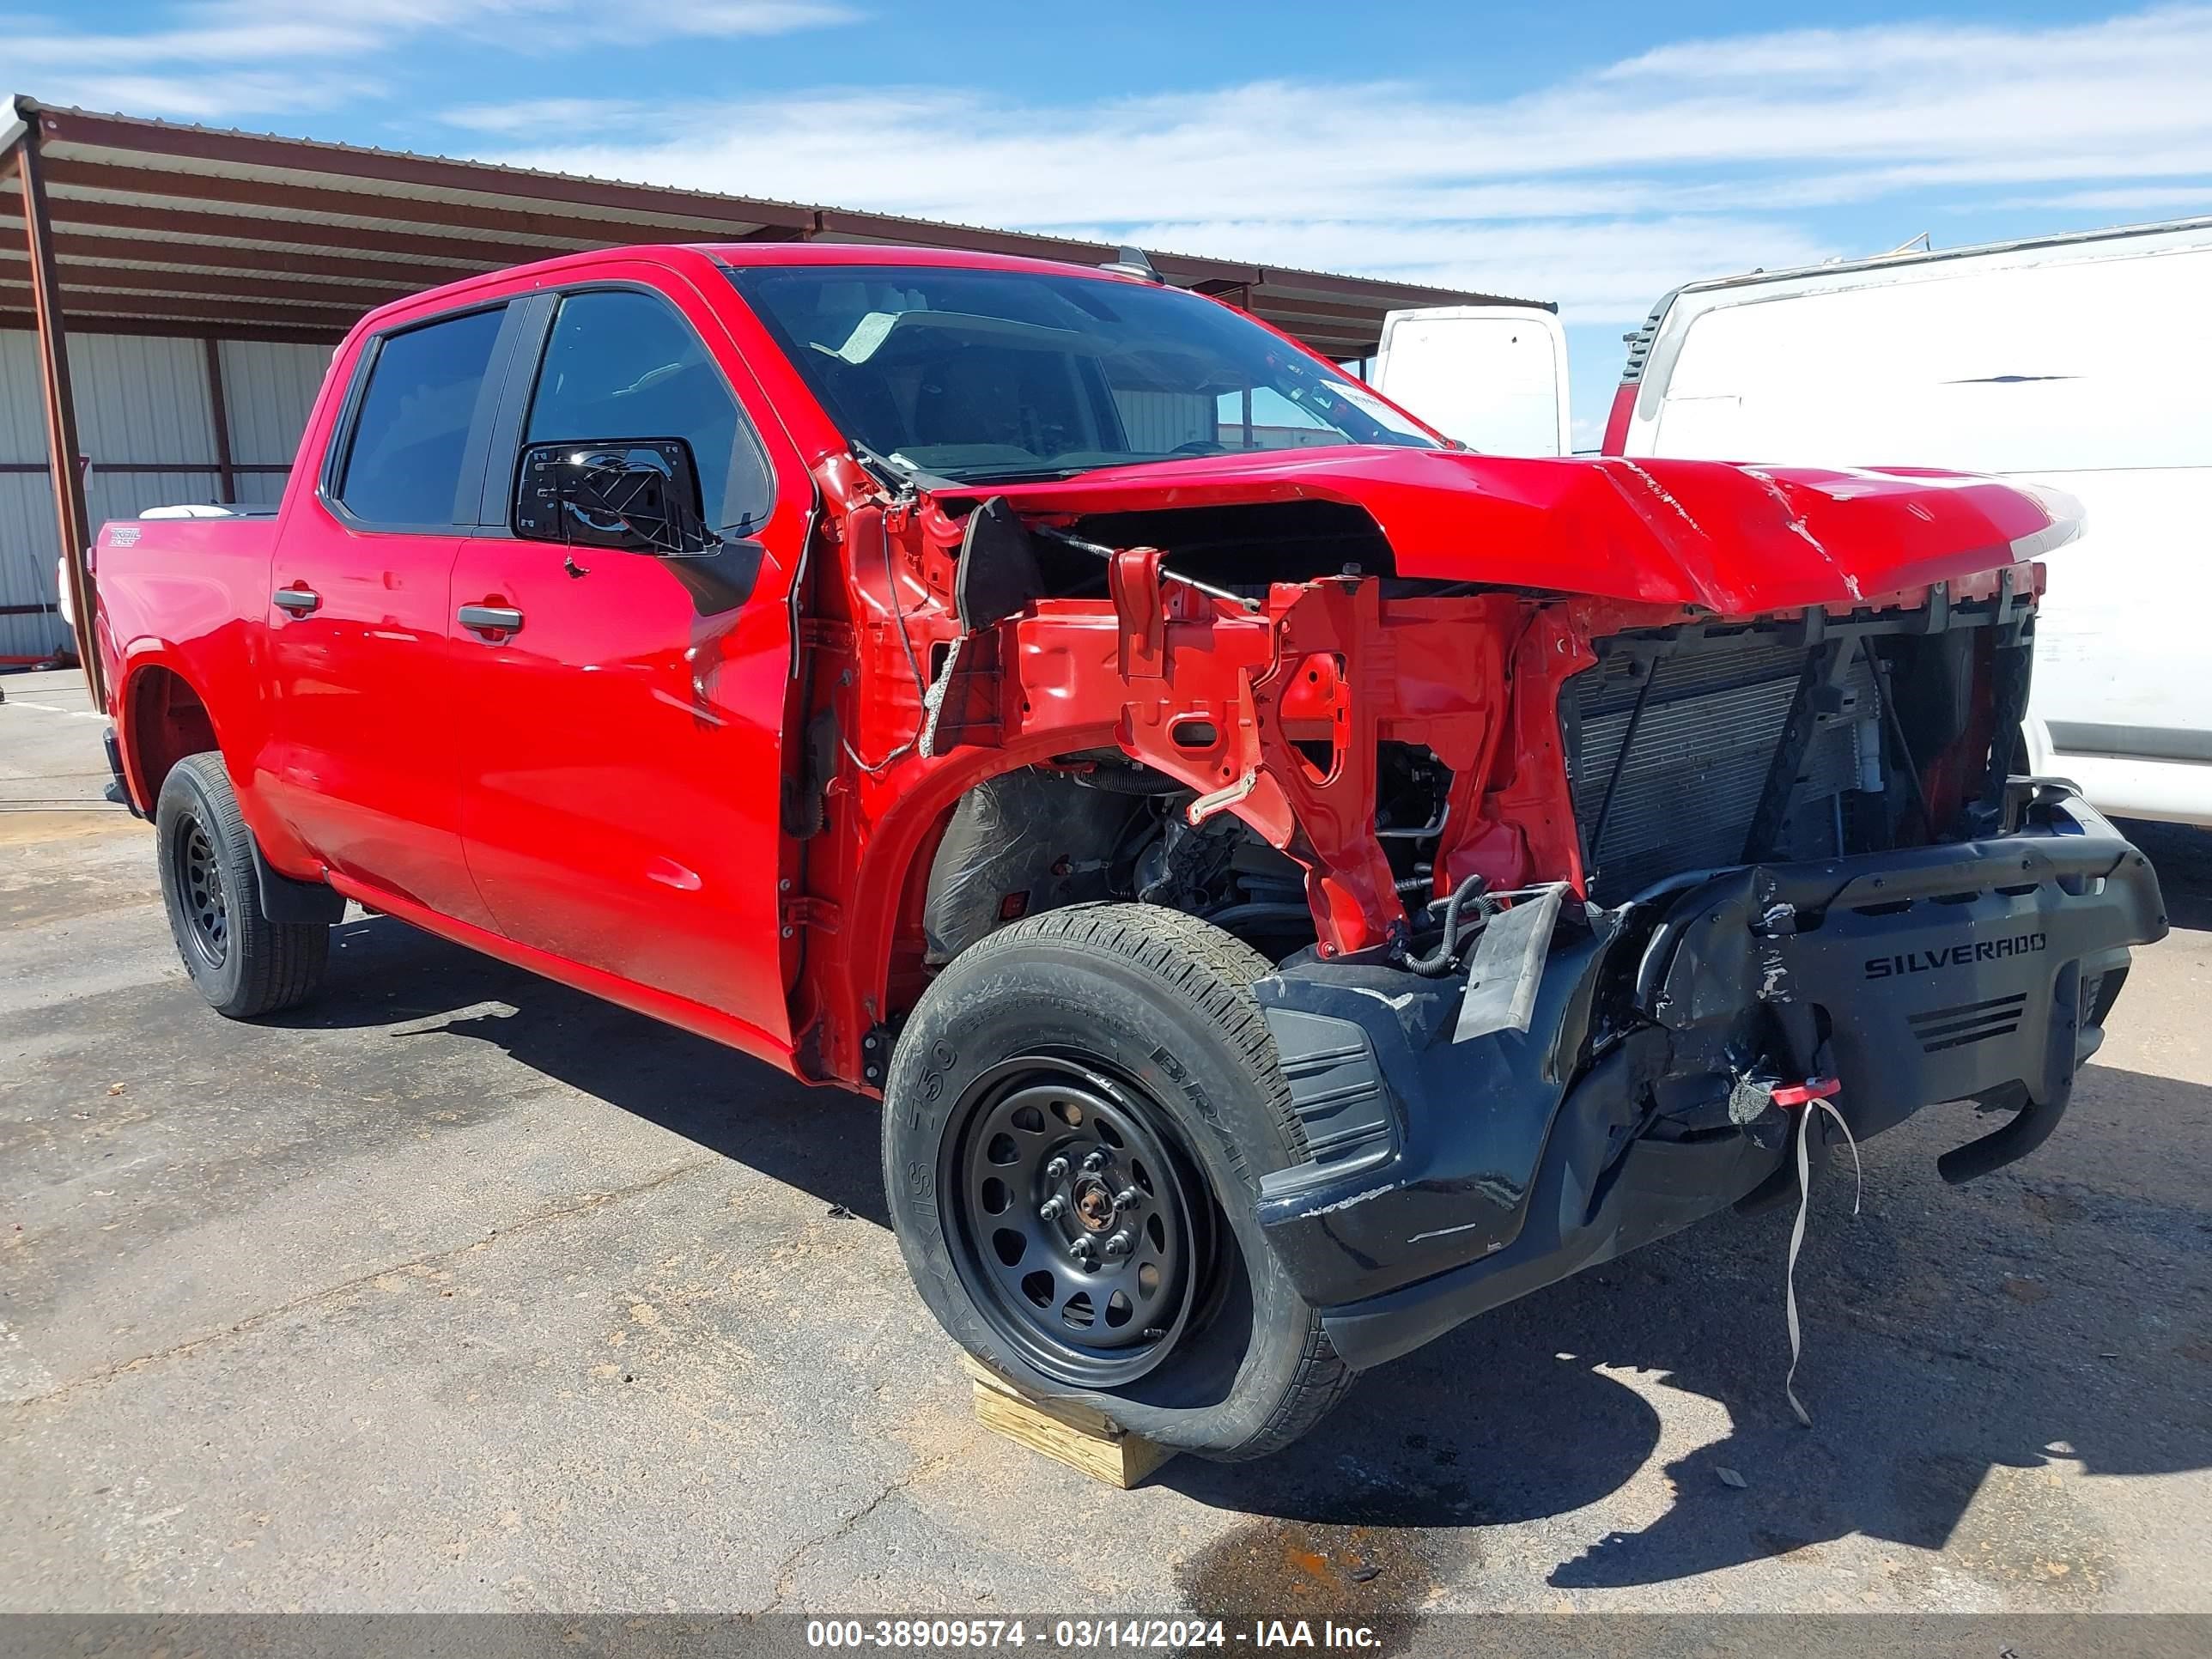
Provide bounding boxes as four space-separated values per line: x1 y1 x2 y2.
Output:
3 666 2208 1620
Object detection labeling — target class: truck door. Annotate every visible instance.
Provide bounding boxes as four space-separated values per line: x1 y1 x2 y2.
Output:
447 277 799 1047
262 301 516 931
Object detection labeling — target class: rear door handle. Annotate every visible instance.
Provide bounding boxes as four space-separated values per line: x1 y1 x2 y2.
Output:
271 586 320 615
457 603 525 636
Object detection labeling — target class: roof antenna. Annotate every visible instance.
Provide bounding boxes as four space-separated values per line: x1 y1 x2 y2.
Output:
1099 245 1164 283
1879 232 1932 256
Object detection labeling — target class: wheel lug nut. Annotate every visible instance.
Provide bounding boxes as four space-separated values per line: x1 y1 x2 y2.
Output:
1082 1151 1109 1173
1044 1157 1069 1181
1103 1232 1132 1258
1038 1196 1066 1220
1114 1187 1140 1210
1067 1237 1093 1261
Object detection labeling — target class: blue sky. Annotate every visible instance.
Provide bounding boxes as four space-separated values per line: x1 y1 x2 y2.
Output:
13 2 2212 444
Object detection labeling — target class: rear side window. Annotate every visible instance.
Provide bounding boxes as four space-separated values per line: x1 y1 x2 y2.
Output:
336 306 505 526
525 289 774 535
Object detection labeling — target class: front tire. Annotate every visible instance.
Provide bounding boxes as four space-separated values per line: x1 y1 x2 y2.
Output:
882 903 1354 1460
155 752 330 1018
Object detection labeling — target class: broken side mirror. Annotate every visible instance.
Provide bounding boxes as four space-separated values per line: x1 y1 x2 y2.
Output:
512 438 721 556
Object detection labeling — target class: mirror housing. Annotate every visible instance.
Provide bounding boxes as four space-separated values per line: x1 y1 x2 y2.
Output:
512 439 720 556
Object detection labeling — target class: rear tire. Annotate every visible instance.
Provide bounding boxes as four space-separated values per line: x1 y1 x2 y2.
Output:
882 902 1355 1461
155 752 330 1018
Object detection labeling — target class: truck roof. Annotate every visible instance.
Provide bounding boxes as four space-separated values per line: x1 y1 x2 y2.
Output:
1610 211 2212 398
1668 210 2212 300
349 241 1204 338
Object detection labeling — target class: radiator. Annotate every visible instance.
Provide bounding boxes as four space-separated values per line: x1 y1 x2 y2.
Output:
1566 637 1881 903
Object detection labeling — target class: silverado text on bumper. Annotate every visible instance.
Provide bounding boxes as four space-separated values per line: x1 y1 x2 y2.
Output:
1250 784 2166 1369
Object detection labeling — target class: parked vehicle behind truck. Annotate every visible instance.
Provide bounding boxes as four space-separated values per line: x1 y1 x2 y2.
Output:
90 243 2166 1460
1602 216 2212 828
1368 301 1571 455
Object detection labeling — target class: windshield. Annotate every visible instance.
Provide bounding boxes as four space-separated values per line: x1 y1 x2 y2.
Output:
723 263 1439 483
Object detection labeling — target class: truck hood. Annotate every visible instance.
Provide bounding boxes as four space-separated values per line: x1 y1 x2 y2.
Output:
933 447 2079 615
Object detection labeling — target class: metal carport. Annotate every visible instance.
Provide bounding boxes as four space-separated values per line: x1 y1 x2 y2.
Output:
0 94 1539 701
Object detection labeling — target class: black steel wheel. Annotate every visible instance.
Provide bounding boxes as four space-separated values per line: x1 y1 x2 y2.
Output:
883 902 1357 1461
155 751 331 1018
945 1056 1213 1389
172 811 230 969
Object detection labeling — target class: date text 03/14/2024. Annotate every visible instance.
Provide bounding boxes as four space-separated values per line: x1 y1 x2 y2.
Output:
804 1619 1384 1649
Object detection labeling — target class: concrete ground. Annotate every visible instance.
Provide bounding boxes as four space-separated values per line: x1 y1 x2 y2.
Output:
2 664 2208 1620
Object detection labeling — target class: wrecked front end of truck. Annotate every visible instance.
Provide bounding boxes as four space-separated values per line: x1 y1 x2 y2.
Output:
794 440 2166 1368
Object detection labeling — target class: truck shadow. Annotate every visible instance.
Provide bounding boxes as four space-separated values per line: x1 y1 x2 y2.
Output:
277 907 2210 1595
1162 1076 2212 1590
276 911 892 1226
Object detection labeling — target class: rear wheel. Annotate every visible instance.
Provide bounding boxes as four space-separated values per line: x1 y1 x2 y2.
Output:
155 752 330 1018
882 903 1355 1460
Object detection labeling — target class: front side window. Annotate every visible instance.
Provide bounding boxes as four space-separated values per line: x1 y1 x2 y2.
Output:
336 305 505 526
725 264 1439 483
526 289 772 536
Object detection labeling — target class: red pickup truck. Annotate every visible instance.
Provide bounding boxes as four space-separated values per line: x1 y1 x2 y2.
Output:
90 243 2166 1460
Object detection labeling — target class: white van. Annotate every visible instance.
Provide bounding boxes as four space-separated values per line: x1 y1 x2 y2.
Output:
1370 304 1572 456
1602 217 2212 827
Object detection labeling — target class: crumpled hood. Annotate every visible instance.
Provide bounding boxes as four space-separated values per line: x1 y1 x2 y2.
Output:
934 447 2079 615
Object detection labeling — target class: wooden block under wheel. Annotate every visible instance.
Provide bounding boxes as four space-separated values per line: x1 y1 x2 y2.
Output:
961 1355 1176 1489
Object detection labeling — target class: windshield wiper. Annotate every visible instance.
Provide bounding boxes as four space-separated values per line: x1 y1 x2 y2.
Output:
849 440 963 495
939 465 1097 485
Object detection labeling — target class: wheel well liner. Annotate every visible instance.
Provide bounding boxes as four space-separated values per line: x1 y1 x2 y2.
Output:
121 665 218 813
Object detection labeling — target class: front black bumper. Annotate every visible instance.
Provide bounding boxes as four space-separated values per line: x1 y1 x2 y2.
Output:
1249 785 2166 1370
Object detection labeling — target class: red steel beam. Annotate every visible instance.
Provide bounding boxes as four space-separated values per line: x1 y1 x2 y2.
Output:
14 128 102 702
0 281 376 329
0 249 403 308
21 222 493 286
204 337 237 503
12 192 545 266
0 307 346 343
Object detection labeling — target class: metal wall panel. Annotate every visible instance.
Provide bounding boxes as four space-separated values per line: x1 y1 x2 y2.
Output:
1 326 296 668
217 339 331 465
232 471 291 507
67 334 219 465
0 473 65 660
0 331 46 465
1113 390 1213 453
87 469 227 528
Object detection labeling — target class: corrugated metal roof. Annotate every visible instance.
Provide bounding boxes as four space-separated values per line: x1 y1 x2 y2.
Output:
2 96 1544 358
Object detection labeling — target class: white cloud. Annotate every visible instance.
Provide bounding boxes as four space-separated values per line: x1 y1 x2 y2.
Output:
1051 216 1838 319
15 70 378 119
442 98 648 135
11 0 2212 339
456 8 2212 324
1995 185 2212 214
5 0 854 89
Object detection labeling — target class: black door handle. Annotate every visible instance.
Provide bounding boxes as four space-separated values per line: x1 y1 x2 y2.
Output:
458 604 525 636
271 586 320 615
